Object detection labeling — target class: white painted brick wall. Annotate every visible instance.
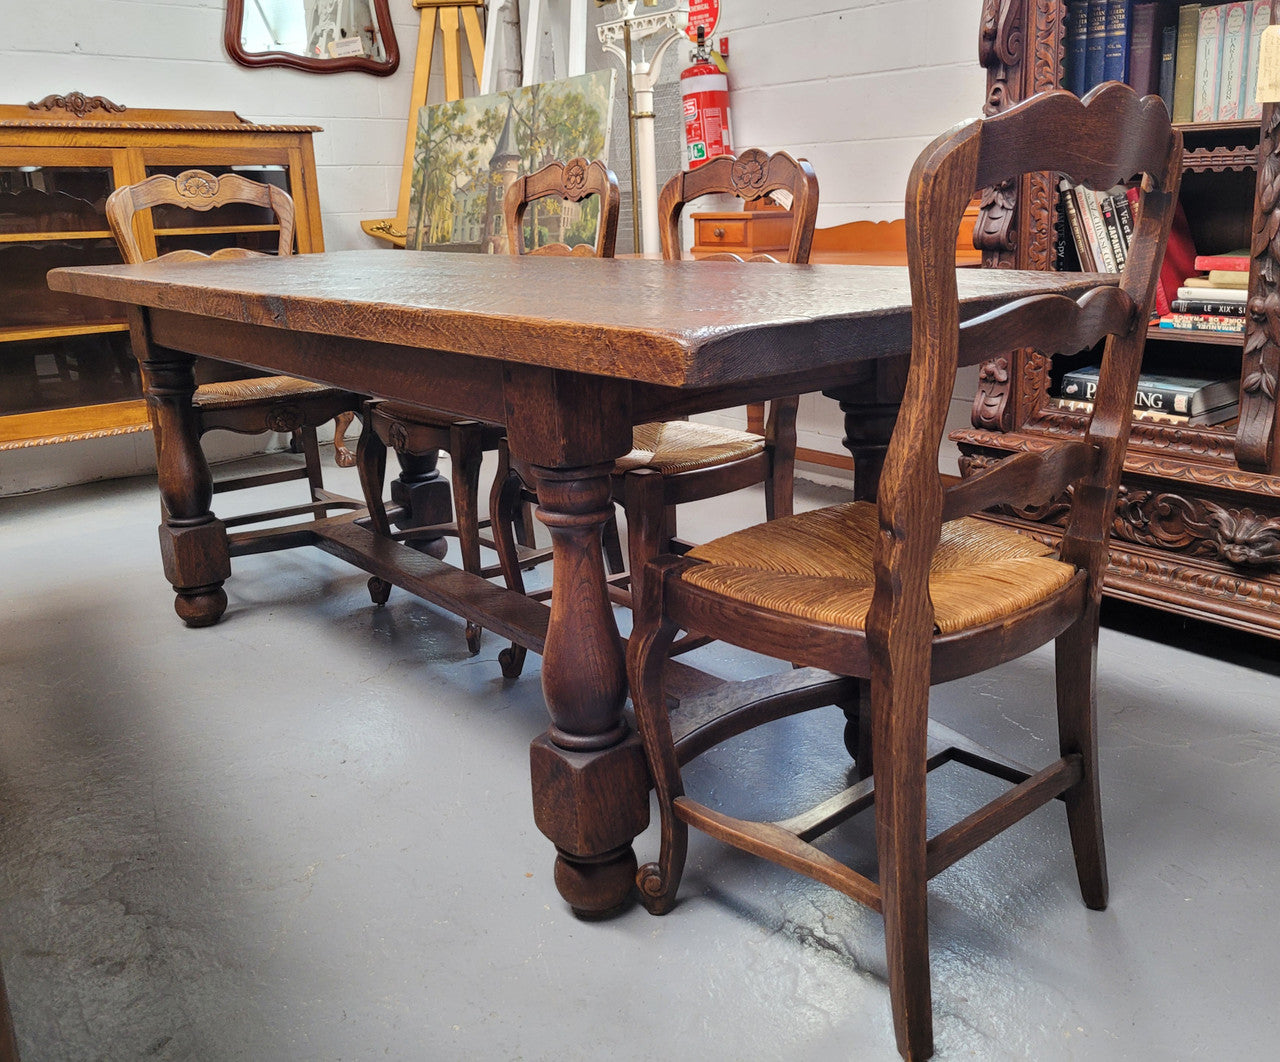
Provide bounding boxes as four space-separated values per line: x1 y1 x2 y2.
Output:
1 0 988 492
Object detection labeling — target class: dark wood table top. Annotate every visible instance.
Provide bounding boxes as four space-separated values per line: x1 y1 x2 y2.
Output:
50 250 1104 389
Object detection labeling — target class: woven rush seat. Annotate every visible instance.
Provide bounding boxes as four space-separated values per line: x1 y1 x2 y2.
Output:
684 501 1076 634
193 375 346 411
615 420 766 474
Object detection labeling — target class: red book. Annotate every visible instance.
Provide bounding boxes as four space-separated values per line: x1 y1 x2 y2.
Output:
1130 187 1197 316
1192 253 1250 272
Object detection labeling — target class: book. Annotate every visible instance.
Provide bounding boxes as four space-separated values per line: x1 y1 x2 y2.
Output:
1207 268 1250 287
1176 283 1248 301
1169 298 1247 314
1243 0 1271 121
1104 0 1134 83
1193 5 1224 123
1059 178 1097 270
1128 3 1162 96
1077 184 1117 270
1142 190 1197 314
1160 24 1178 116
1066 1 1090 96
1085 0 1110 91
1061 365 1238 415
1193 250 1250 271
1158 312 1247 331
1111 189 1135 252
1217 2 1251 120
1097 190 1128 270
1053 396 1238 426
1173 4 1202 122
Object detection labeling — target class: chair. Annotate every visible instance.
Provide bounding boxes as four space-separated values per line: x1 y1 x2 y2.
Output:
627 84 1181 1061
613 148 817 608
357 157 618 669
105 169 362 556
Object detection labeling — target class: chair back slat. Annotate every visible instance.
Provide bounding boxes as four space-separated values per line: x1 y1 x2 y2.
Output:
957 286 1138 369
105 169 295 264
869 83 1181 647
502 157 620 258
941 440 1099 522
657 148 819 263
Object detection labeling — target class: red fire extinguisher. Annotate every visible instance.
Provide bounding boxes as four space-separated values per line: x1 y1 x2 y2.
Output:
681 26 731 169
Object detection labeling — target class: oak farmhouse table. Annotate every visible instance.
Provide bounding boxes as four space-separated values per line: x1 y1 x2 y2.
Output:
49 250 1102 916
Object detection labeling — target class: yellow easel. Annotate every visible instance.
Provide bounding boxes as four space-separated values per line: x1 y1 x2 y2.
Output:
361 0 486 246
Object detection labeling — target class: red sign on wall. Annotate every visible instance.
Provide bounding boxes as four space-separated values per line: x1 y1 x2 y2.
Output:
684 0 720 42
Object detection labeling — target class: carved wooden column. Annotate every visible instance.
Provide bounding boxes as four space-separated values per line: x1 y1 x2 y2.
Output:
974 0 1065 433
1241 97 1280 472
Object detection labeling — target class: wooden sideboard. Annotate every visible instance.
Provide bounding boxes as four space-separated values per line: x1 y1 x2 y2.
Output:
0 93 323 451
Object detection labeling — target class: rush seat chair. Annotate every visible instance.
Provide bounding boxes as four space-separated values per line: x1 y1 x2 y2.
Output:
627 85 1181 1060
106 169 362 577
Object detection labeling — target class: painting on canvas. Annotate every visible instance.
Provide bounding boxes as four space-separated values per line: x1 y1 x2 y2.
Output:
405 69 617 254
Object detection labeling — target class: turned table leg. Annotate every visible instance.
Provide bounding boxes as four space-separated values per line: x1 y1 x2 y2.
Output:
133 309 230 628
527 463 649 917
504 366 646 918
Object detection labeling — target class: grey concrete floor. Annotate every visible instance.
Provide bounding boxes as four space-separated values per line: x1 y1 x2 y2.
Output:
1 452 1278 1062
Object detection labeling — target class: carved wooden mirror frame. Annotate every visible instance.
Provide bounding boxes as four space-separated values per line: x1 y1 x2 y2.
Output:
224 0 400 76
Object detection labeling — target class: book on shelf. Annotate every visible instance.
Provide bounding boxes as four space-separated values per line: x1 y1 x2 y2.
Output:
1105 0 1134 82
1151 194 1198 315
1243 0 1271 121
1157 312 1247 331
1207 268 1250 287
1193 250 1250 271
1193 5 1224 122
1059 178 1097 271
1066 1 1090 97
1097 191 1128 270
1172 4 1201 122
1160 24 1178 115
1128 3 1162 95
1169 297 1247 313
1060 365 1238 415
1217 3 1251 120
1053 396 1238 425
1085 0 1110 90
1176 283 1247 301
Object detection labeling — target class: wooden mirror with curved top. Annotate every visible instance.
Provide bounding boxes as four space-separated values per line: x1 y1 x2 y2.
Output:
224 0 400 76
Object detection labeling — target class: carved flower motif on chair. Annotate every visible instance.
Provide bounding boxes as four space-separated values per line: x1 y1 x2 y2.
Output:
265 404 303 433
177 172 219 200
730 149 768 196
388 422 410 454
563 159 587 193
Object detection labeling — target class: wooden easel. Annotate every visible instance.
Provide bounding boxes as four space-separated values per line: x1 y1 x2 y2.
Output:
361 0 485 246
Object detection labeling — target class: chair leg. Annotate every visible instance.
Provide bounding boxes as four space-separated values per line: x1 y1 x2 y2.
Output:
764 397 798 520
488 443 528 679
629 590 686 916
838 678 874 779
601 509 626 575
872 671 934 1062
333 410 358 468
622 469 667 609
449 421 486 655
299 425 326 501
355 409 393 606
1055 611 1108 910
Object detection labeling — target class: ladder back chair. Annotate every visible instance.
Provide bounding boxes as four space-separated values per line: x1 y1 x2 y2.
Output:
614 148 817 609
105 170 362 590
357 158 618 672
628 85 1181 1061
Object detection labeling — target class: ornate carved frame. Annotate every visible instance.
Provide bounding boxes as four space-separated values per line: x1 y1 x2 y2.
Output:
223 0 400 76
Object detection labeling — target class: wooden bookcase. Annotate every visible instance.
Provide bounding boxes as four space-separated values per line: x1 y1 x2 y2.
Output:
955 1 1280 637
0 92 323 451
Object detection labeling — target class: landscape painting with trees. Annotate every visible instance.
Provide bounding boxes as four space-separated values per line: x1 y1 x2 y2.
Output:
405 69 616 254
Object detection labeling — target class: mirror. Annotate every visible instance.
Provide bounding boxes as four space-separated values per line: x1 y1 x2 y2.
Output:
225 0 400 76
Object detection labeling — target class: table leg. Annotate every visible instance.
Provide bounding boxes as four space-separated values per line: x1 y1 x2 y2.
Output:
527 462 650 917
389 450 453 559
133 310 230 628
